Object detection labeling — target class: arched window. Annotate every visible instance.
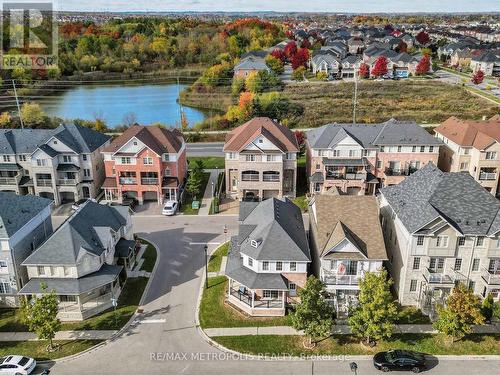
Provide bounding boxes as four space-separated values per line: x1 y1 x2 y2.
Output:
241 170 259 181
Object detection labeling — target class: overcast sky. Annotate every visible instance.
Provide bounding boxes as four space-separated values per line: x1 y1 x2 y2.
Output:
59 0 499 13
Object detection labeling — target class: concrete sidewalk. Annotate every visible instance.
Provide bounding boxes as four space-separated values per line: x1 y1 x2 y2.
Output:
0 330 116 341
203 323 500 337
198 169 220 216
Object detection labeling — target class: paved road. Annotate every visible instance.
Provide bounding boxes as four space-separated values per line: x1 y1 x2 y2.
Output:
187 142 224 157
435 70 500 103
45 215 500 375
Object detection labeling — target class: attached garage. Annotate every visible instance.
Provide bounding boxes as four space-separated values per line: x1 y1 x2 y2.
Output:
262 190 279 200
39 192 54 201
122 191 138 200
346 187 362 196
143 191 158 202
59 191 76 204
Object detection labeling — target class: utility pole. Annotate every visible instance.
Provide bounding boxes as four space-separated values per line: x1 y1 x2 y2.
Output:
12 80 24 129
352 70 358 124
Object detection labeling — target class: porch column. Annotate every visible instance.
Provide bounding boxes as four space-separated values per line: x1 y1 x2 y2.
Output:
282 291 285 309
251 291 254 308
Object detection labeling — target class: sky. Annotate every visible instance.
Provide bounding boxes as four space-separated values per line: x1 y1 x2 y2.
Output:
59 0 500 13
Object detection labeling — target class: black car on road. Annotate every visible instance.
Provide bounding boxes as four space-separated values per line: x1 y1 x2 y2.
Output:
373 350 426 373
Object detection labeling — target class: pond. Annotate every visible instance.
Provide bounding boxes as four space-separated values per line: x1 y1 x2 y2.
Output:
37 83 208 128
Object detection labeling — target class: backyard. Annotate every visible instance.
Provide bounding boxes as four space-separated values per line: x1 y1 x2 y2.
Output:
180 171 211 215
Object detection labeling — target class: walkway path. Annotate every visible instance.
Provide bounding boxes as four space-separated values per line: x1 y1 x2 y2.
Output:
198 169 220 216
0 330 116 342
203 323 500 337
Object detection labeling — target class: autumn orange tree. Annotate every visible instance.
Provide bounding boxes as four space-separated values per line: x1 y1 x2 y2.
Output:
416 55 431 75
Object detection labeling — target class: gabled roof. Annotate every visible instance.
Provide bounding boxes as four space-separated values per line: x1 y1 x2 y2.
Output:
435 116 500 150
102 124 184 155
381 163 500 236
51 124 111 153
23 201 129 266
0 193 52 238
310 195 387 260
223 117 299 153
234 56 269 72
235 198 310 262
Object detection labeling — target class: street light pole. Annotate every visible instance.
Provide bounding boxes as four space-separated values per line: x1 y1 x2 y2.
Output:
204 245 209 289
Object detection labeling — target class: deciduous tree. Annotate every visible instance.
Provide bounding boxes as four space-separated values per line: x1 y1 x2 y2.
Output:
284 41 298 60
291 276 335 347
472 70 485 85
434 283 485 342
416 31 430 46
371 56 388 78
20 102 45 127
358 63 370 79
265 55 284 75
348 269 398 344
416 55 431 75
291 48 310 70
292 66 306 81
270 48 286 63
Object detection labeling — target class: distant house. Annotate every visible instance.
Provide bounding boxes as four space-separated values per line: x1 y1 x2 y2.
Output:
0 193 53 306
225 198 310 316
340 55 362 79
309 195 387 317
234 56 270 79
311 53 341 77
20 201 135 321
347 37 365 54
470 51 500 77
389 53 422 78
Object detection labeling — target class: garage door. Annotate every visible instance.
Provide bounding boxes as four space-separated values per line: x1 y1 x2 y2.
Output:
59 191 75 203
346 187 361 196
143 191 158 202
122 191 138 199
39 192 54 200
262 190 279 200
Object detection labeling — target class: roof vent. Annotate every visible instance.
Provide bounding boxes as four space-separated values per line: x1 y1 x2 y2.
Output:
481 219 486 223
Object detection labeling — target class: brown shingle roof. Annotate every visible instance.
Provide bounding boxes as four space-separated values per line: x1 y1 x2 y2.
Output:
102 125 184 155
435 116 500 150
223 117 299 153
310 195 387 260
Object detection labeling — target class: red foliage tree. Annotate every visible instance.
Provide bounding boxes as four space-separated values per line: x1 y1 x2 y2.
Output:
301 39 312 49
396 41 408 53
284 41 298 60
291 48 310 70
295 130 305 150
472 70 485 85
358 63 370 79
271 48 286 63
416 31 430 45
371 56 388 77
416 55 431 75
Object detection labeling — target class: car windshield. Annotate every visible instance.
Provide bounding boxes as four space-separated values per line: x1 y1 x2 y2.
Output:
165 204 174 209
18 357 29 366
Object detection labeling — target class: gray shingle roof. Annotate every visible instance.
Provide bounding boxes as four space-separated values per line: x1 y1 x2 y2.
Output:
381 163 500 236
307 119 442 149
18 264 122 295
23 201 129 265
236 198 310 262
234 56 269 72
0 193 52 238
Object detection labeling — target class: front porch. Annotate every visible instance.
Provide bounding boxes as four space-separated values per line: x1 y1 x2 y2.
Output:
227 279 286 316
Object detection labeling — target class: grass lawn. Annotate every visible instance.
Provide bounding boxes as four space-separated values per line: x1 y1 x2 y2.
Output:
0 340 103 361
199 276 292 328
214 333 500 356
208 242 229 273
0 308 28 332
396 306 431 325
180 172 211 215
188 157 225 170
61 277 148 331
139 240 157 272
292 162 309 212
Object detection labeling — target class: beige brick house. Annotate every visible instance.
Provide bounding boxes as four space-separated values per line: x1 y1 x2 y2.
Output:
435 116 500 197
223 117 299 201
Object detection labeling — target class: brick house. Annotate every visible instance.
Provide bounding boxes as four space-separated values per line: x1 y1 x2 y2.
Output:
306 119 442 195
101 125 187 205
224 117 299 201
435 116 500 197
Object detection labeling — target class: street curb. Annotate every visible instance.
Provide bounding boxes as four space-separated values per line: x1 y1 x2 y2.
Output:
39 238 160 365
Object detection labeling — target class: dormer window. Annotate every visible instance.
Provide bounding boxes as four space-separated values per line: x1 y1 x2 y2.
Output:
250 239 261 248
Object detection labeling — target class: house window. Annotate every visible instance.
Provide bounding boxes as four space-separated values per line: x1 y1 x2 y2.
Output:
164 168 171 176
59 295 77 303
2 155 11 162
82 154 88 161
262 261 269 271
332 150 340 157
62 155 72 163
349 150 356 157
319 150 328 157
84 169 91 177
263 290 279 299
362 150 369 157
248 258 253 267
429 146 434 153
460 162 468 170
412 146 416 153
380 146 385 152
420 146 425 153
63 266 70 276
289 283 297 296
314 183 321 193
397 146 402 152
49 266 55 276
476 237 485 247
410 279 417 292
143 157 153 165
472 258 480 272
468 280 476 291
0 281 11 294
36 159 47 167
163 154 170 162
416 236 424 246
454 258 462 271
436 235 449 248
19 155 27 162
376 160 382 169
463 148 469 155
226 152 237 160
266 155 278 162
0 261 7 271
486 152 497 160
412 257 420 270
276 261 283 271
315 164 320 170
121 157 131 164
458 237 466 246
497 238 500 248
245 154 256 162
37 266 45 276
429 258 445 271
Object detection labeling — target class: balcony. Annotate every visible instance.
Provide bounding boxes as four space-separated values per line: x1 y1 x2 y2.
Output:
57 179 77 186
482 268 500 285
119 177 137 185
326 172 366 180
323 274 361 286
423 267 464 285
385 167 411 176
141 178 159 185
479 172 497 181
36 179 53 187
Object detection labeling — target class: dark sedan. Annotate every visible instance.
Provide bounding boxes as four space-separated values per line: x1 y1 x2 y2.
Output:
373 350 426 373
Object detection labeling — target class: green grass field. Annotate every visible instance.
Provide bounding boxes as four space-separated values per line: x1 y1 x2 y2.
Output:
0 340 103 361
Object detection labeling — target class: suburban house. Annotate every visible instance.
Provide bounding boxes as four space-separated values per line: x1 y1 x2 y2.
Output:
341 55 362 79
435 116 500 197
306 119 442 196
470 51 500 77
20 201 135 321
309 195 387 317
233 56 270 78
0 124 111 205
225 198 311 316
379 164 500 318
310 53 340 77
101 124 187 205
223 117 299 201
0 193 53 306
